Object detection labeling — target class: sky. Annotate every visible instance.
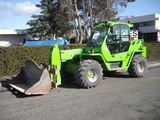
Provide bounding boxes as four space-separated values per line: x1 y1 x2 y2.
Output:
119 0 160 18
0 0 160 29
0 0 40 29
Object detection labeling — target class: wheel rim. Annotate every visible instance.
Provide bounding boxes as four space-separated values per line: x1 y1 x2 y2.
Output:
137 62 145 73
87 69 98 83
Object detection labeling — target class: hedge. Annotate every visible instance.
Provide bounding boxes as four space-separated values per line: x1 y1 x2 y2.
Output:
145 43 160 60
0 44 85 76
0 43 160 76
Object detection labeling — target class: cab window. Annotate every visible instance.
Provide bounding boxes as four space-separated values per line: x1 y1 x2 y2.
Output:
107 24 130 54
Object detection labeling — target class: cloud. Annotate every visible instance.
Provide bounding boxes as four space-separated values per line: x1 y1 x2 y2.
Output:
0 0 12 19
0 0 40 19
0 0 12 8
13 1 40 15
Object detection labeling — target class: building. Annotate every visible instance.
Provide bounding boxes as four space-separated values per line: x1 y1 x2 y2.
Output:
0 29 29 46
0 29 65 47
119 14 160 42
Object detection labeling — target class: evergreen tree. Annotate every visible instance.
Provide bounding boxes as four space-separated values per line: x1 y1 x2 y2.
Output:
27 0 73 40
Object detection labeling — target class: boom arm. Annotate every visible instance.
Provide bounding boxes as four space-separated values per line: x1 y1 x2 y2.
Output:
49 45 62 85
49 44 83 85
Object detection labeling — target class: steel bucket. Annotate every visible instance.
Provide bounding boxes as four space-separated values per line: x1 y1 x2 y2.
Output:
9 60 52 95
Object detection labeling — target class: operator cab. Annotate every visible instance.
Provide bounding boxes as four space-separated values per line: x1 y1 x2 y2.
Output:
87 22 133 55
107 24 131 54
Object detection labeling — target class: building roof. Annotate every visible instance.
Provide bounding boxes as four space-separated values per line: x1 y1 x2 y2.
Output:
0 29 27 35
119 14 160 23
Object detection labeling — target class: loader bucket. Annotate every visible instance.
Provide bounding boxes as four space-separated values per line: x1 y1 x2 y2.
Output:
9 60 52 95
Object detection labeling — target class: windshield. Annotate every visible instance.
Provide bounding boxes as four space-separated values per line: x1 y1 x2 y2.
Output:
87 26 107 47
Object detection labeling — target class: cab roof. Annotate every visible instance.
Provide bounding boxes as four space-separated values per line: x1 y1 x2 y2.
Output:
93 21 133 28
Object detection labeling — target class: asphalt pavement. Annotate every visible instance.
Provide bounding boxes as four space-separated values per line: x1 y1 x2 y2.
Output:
0 65 160 120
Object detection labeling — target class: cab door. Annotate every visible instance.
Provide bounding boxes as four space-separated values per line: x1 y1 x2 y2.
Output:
106 24 131 69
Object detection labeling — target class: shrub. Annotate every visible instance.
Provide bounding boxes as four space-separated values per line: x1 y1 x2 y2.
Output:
0 44 85 76
0 43 159 76
145 43 160 60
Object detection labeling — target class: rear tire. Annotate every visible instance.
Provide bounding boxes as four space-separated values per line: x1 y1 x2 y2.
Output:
75 60 103 88
128 55 148 77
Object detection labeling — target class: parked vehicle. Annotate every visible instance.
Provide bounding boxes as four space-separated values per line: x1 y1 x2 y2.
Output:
9 21 148 95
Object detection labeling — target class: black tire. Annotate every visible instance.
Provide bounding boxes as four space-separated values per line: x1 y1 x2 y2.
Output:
128 55 148 77
75 60 103 88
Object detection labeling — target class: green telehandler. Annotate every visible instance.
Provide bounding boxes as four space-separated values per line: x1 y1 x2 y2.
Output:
9 21 148 95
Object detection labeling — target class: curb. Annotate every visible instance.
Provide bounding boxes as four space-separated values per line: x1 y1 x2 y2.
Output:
148 63 160 69
0 62 160 88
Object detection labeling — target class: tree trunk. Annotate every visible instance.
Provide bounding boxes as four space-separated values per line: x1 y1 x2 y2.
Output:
74 0 83 44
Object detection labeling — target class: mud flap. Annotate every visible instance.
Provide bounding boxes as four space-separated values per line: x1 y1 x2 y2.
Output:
9 60 52 95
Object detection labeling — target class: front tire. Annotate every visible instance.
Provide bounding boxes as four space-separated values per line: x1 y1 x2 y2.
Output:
128 55 148 77
75 60 103 88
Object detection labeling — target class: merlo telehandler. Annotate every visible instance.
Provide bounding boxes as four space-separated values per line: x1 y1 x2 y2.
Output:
9 21 148 95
